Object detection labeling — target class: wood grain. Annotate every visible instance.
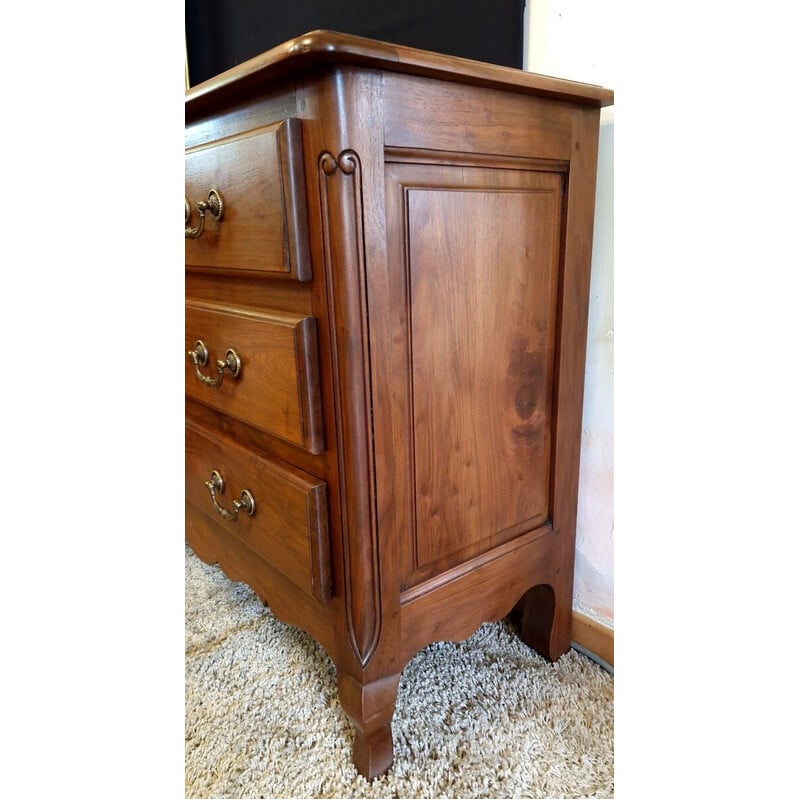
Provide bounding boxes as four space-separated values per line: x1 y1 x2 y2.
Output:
185 118 311 279
571 610 614 668
383 74 573 159
186 420 331 603
185 271 314 316
185 300 324 453
184 33 611 778
408 182 561 569
186 500 335 653
185 29 614 120
399 525 559 664
185 90 299 150
381 162 564 582
337 671 401 778
314 73 384 670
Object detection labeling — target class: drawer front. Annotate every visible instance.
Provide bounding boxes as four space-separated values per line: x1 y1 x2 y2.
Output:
185 301 324 454
185 118 311 280
185 422 332 603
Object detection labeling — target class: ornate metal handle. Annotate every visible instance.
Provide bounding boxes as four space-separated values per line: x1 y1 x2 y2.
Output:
188 340 241 387
204 470 255 522
185 189 224 238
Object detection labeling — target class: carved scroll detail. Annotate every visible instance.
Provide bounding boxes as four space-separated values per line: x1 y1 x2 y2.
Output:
318 150 381 666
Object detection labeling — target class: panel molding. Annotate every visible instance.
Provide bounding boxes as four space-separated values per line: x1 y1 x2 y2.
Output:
318 148 382 667
390 162 565 585
385 146 569 174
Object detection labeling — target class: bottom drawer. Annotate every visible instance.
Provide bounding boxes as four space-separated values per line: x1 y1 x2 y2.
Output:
185 421 331 603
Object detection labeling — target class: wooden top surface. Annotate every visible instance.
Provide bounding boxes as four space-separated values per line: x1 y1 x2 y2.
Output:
185 29 614 118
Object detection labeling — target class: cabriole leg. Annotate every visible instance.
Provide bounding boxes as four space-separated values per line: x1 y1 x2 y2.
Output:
337 671 401 778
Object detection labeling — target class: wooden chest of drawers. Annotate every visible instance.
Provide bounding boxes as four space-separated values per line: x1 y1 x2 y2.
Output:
185 30 613 778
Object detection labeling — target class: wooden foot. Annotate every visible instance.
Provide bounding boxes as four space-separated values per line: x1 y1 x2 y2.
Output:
513 583 572 661
337 671 401 778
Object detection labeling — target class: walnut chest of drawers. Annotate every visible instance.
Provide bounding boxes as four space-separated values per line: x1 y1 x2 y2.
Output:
185 30 613 778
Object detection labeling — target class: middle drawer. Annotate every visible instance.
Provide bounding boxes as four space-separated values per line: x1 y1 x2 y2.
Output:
186 300 324 454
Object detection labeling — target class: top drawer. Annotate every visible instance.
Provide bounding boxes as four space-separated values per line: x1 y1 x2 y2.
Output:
185 118 311 280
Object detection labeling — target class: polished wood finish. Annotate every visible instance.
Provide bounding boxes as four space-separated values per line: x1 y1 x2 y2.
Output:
337 671 401 778
185 118 311 280
185 29 613 117
383 75 573 159
185 301 324 453
187 502 336 654
186 421 331 603
185 30 612 778
395 164 562 579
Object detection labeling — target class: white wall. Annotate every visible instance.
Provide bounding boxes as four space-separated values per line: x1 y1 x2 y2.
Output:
524 1 615 627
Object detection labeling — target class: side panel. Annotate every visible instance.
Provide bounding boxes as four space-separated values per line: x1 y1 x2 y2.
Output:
383 162 564 586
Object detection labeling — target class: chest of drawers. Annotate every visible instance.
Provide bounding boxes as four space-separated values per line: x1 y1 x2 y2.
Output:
185 30 613 778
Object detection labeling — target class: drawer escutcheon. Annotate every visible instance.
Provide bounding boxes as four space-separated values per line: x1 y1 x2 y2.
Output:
185 189 224 239
204 469 255 522
188 339 242 387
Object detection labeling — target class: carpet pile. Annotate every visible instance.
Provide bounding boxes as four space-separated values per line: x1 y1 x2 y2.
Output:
185 545 614 798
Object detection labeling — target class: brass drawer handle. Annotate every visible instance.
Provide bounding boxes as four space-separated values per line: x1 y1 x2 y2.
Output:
205 470 255 522
185 189 224 239
188 339 241 387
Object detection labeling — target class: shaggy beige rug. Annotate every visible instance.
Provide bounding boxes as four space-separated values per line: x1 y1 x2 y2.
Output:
185 545 614 798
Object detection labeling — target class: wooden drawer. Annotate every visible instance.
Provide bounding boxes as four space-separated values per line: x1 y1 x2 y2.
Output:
185 301 324 454
185 118 311 280
185 421 332 603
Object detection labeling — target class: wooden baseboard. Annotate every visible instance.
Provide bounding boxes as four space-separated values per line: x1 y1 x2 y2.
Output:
571 610 614 668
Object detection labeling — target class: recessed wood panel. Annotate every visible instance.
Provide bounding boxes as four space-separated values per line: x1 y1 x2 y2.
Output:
404 168 564 573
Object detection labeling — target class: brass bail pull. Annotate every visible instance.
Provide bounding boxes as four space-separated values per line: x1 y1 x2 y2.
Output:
185 189 224 239
188 340 241 387
205 470 255 522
